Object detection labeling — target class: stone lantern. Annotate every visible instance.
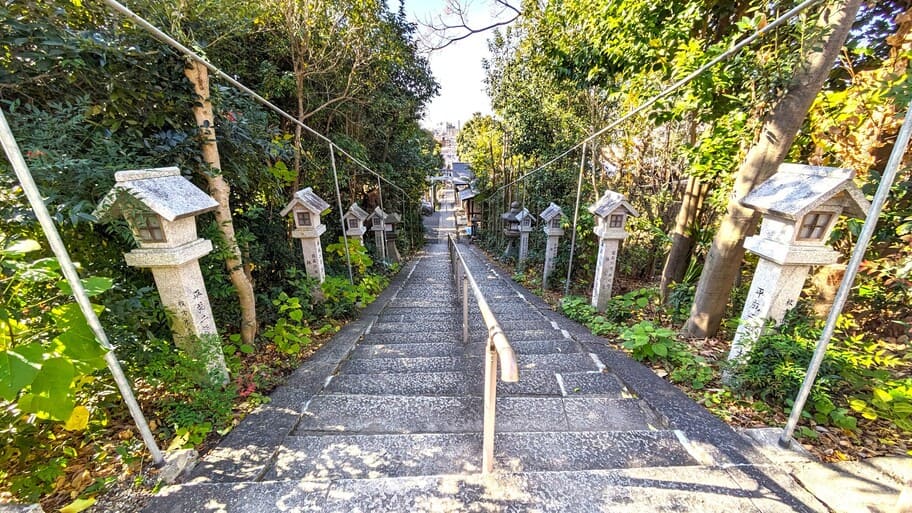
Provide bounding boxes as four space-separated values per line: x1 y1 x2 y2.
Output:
369 206 390 261
588 190 638 312
516 207 534 263
281 187 330 283
539 202 564 288
728 163 870 364
501 201 533 261
384 212 403 263
344 203 370 246
93 167 228 385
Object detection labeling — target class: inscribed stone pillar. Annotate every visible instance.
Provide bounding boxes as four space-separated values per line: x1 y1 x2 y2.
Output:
540 203 564 289
370 207 389 261
591 238 620 312
384 212 402 263
728 261 811 362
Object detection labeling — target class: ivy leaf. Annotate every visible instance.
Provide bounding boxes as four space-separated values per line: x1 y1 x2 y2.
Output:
64 405 91 431
51 303 108 367
18 357 76 420
873 388 893 403
2 239 42 257
56 276 114 297
60 498 95 513
0 350 40 401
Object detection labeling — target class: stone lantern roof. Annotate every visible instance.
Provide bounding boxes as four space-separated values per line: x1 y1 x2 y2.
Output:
740 163 869 220
587 190 638 218
346 203 370 221
280 187 330 217
93 167 217 222
515 207 534 226
370 206 392 231
501 202 521 222
458 187 479 202
539 202 562 222
385 212 402 225
370 206 388 222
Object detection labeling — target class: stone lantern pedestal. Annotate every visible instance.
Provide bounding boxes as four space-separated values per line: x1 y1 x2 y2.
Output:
539 202 564 288
369 207 390 261
588 190 638 312
516 208 534 264
728 163 870 364
93 167 228 385
384 212 402 263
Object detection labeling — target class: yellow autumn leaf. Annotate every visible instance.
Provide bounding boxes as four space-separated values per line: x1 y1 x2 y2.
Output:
64 405 90 431
60 498 95 513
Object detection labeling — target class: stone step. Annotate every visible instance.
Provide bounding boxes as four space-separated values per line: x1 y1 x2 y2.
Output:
339 353 599 375
325 370 568 397
466 338 581 355
394 291 457 300
263 430 696 481
369 321 472 334
561 371 629 397
295 395 660 434
385 298 455 308
340 355 466 374
351 342 464 359
363 331 463 345
147 465 822 513
379 312 457 323
378 308 540 327
486 309 549 321
499 328 564 341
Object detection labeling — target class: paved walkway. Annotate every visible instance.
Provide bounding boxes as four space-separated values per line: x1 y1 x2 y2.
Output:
142 193 908 512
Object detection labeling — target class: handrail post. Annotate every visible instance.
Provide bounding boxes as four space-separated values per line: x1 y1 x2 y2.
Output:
482 334 498 474
462 275 469 344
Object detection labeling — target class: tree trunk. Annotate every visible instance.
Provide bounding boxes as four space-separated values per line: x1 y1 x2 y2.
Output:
184 59 258 346
661 175 709 300
683 0 862 338
292 53 305 193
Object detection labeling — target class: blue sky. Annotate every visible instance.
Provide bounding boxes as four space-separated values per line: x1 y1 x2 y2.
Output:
402 0 505 128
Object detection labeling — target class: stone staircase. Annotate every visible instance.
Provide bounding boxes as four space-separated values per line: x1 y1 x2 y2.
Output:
142 209 828 512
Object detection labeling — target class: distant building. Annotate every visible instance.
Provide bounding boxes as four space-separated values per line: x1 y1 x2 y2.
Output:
432 122 460 168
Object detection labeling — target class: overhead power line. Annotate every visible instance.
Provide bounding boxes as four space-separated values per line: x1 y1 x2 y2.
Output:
101 0 407 196
486 0 824 199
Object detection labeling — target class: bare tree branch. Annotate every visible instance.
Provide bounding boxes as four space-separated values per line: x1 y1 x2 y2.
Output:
418 0 521 51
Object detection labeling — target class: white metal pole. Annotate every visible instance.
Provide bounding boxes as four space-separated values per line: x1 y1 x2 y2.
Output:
564 142 587 295
329 144 354 284
0 107 164 465
780 100 912 446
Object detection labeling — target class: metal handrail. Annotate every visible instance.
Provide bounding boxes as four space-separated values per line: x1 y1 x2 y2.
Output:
447 234 518 474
